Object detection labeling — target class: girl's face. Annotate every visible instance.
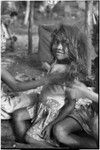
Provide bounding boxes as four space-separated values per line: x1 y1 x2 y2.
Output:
52 32 69 60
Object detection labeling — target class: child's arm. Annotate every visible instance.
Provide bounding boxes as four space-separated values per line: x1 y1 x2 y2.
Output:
83 88 98 103
42 62 51 72
1 68 48 92
50 64 67 74
72 80 98 103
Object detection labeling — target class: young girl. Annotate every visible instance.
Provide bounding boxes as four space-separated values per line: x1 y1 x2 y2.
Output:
12 24 96 148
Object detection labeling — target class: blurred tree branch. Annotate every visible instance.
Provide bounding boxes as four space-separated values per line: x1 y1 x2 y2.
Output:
24 1 30 25
85 0 93 76
28 1 34 55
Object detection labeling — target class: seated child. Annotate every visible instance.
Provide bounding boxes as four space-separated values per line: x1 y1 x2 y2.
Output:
12 25 97 148
12 24 77 144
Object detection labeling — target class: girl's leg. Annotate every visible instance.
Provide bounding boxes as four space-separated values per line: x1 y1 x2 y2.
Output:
53 117 97 148
11 107 31 142
25 134 55 148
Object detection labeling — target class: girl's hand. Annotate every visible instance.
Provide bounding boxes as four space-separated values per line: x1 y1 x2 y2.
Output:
42 62 51 72
50 64 66 73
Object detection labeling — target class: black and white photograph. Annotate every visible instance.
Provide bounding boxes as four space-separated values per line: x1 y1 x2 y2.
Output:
1 0 99 149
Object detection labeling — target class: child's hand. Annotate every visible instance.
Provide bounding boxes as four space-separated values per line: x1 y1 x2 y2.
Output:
50 64 66 73
42 62 51 71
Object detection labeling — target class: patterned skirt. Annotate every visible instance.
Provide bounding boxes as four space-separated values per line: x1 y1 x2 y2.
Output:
26 96 65 143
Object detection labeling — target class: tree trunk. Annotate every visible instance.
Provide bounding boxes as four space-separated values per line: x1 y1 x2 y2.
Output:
85 0 93 76
24 1 30 25
28 1 34 55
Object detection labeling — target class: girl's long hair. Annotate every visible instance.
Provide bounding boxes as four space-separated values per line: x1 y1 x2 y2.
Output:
50 24 88 82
